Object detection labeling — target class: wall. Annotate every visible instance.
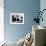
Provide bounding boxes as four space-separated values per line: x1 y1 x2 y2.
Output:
4 0 40 42
40 0 46 27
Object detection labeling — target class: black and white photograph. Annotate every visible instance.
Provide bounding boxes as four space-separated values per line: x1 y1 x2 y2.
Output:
10 13 24 24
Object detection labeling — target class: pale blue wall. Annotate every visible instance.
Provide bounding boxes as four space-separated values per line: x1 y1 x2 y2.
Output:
4 0 40 42
40 0 46 27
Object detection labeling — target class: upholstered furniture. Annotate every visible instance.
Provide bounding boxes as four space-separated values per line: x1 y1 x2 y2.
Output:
31 25 46 46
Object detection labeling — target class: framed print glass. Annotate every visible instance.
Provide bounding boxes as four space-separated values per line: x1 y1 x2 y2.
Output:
10 13 24 24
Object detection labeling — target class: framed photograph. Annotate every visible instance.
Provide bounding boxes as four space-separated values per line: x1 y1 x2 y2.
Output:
10 13 24 24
